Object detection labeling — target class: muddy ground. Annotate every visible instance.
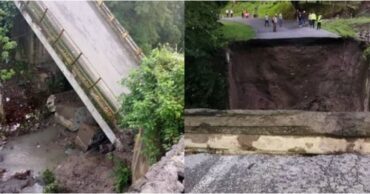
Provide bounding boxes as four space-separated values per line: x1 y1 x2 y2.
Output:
0 115 133 193
228 38 369 111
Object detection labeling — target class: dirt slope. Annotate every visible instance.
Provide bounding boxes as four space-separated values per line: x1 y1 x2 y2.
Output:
228 38 369 111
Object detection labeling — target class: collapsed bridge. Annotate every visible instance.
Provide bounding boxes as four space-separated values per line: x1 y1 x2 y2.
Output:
186 22 370 154
15 0 144 147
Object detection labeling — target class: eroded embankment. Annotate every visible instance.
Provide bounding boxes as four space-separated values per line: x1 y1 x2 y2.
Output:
228 38 369 111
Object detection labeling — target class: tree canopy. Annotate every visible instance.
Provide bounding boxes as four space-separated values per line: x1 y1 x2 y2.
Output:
185 1 229 109
107 1 184 54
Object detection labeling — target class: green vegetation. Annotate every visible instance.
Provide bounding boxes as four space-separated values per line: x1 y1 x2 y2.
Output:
322 17 370 37
42 169 62 193
221 1 364 20
106 1 184 54
113 162 131 193
42 169 56 185
119 46 184 163
220 21 255 42
293 1 363 18
43 182 60 193
0 2 17 62
0 68 15 81
185 1 228 109
221 1 295 19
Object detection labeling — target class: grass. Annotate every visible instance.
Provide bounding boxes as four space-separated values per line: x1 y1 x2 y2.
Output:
220 21 256 42
221 1 295 19
322 17 370 37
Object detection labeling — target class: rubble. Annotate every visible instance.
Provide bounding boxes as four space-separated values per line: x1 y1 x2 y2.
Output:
47 91 95 132
129 137 184 193
0 170 35 193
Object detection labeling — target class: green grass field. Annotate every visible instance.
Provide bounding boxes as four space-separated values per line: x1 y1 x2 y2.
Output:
322 17 370 37
220 21 256 42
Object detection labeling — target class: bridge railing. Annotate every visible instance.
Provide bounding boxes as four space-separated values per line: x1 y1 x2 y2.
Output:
19 1 119 125
95 0 145 61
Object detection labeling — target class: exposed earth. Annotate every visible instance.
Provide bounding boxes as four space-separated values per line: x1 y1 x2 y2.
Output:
228 38 369 111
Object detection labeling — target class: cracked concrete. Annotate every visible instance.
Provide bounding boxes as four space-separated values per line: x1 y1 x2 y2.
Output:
185 153 370 193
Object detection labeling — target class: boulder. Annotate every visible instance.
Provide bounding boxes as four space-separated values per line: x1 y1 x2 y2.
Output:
47 90 95 131
129 137 184 193
74 123 99 151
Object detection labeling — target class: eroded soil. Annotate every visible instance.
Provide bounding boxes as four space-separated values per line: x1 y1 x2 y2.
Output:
228 39 369 111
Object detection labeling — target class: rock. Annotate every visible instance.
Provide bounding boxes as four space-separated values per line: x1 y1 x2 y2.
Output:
74 123 99 151
13 170 31 180
129 137 184 193
46 95 56 113
50 91 95 131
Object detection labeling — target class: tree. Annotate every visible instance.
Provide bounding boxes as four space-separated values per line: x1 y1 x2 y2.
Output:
185 1 228 109
119 46 184 163
106 1 184 54
0 2 17 62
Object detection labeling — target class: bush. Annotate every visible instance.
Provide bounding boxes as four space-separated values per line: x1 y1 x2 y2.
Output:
43 182 60 193
114 162 131 193
119 46 184 163
0 68 15 81
42 169 55 185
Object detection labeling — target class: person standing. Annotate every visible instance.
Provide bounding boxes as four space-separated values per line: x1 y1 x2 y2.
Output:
298 11 303 27
230 10 234 17
312 12 317 28
264 14 270 27
226 9 229 17
302 10 307 26
317 14 322 30
272 15 278 32
278 13 283 27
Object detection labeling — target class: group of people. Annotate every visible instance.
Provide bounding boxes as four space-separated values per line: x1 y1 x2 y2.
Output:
225 9 234 17
296 10 323 29
264 13 283 32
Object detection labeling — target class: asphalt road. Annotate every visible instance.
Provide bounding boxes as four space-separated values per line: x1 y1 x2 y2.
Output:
43 1 139 108
185 153 370 193
221 17 340 39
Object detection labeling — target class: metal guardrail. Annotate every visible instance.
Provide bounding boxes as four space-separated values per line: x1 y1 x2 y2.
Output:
18 1 118 125
95 0 145 61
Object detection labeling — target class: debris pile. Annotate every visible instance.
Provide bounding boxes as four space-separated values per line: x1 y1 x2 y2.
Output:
129 137 184 193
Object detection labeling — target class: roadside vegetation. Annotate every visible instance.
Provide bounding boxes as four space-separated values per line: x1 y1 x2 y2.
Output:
322 17 370 37
119 46 184 163
221 1 365 19
221 1 295 19
185 1 228 109
220 21 255 42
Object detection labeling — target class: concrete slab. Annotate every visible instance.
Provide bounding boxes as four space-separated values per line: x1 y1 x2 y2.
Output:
42 1 139 109
185 109 370 137
185 153 370 192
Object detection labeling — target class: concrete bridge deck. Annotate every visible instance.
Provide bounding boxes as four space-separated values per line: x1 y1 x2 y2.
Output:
186 153 370 193
15 0 142 145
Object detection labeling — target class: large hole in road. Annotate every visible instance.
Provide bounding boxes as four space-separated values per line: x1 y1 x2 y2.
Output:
228 38 370 111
